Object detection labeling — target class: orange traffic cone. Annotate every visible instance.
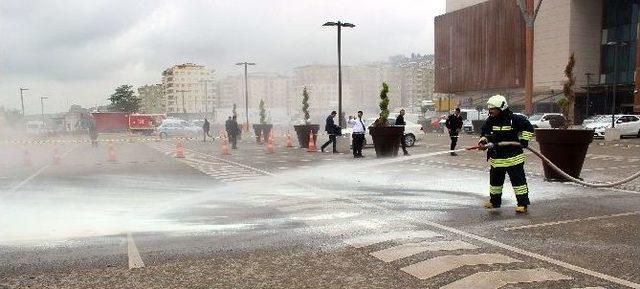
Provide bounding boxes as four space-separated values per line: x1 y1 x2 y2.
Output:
221 133 231 155
175 141 185 158
107 143 117 162
307 130 317 152
285 132 293 148
24 149 32 166
53 147 61 165
266 132 275 154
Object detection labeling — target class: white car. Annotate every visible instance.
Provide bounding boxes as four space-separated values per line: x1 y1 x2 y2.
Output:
528 113 565 128
585 115 640 138
157 119 203 139
342 117 424 147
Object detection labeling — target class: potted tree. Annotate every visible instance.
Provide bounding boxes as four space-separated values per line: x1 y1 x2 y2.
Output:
252 99 272 144
369 83 404 157
535 53 594 181
293 87 320 148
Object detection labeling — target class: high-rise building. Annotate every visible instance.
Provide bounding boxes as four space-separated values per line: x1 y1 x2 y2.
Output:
161 63 217 117
436 0 640 116
217 73 291 124
137 84 165 114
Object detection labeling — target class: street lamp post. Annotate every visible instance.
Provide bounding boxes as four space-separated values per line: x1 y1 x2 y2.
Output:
585 72 593 118
606 41 627 128
323 21 355 128
19 87 29 116
40 96 48 126
236 62 255 132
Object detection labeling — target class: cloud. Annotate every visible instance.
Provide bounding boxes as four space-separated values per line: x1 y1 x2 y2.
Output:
0 0 445 114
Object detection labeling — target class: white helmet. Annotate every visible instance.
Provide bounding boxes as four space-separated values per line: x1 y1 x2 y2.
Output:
487 94 508 110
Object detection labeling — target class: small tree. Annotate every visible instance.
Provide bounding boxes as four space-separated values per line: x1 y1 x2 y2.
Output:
232 103 237 118
374 82 390 126
259 99 267 124
558 53 576 128
108 85 140 112
302 87 310 124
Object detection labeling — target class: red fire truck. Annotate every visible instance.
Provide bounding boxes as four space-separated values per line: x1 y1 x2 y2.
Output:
92 112 165 134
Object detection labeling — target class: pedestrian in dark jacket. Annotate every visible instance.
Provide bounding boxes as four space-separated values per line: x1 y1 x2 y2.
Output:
445 108 463 156
321 111 340 153
225 116 240 149
395 109 410 156
202 118 211 142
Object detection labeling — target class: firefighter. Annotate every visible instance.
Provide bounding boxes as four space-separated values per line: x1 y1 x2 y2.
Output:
477 95 534 213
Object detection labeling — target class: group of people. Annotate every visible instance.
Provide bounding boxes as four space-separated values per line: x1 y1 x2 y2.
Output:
320 109 411 158
200 116 242 150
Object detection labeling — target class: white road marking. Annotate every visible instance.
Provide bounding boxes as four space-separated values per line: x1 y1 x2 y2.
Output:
127 232 144 269
504 211 640 231
346 230 442 248
370 240 479 262
401 253 522 280
418 219 640 288
440 268 572 289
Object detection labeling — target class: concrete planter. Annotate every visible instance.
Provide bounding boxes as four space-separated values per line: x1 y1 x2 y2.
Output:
535 128 594 182
369 125 404 158
293 124 320 148
252 124 273 144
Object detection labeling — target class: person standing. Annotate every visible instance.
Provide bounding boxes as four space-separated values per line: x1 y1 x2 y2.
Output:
321 111 340 153
348 111 367 158
445 108 463 156
202 118 211 142
395 109 410 156
477 95 534 213
225 116 240 149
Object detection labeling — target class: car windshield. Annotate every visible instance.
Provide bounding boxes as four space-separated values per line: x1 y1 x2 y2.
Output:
528 114 543 121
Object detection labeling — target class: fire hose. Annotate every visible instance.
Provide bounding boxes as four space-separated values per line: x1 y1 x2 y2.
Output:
467 141 640 188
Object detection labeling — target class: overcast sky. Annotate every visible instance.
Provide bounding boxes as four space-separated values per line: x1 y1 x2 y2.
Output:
0 0 445 114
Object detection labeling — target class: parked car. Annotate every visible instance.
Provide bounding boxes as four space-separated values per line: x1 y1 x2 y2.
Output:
585 115 640 138
342 117 424 147
157 119 202 139
528 113 565 128
581 115 610 127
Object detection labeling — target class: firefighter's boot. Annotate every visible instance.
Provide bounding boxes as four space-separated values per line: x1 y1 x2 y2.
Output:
483 201 500 209
515 206 528 213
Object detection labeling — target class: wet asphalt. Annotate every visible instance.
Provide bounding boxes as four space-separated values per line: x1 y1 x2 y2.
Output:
0 133 639 288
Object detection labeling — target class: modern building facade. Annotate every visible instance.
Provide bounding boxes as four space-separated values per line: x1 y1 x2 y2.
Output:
161 63 217 118
437 0 640 117
137 84 165 114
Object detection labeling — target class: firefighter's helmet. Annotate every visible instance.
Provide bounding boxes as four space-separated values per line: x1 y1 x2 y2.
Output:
487 94 508 110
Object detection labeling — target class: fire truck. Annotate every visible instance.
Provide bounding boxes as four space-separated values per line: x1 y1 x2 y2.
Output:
92 112 165 135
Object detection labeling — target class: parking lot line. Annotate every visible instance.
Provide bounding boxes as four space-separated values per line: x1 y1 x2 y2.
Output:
503 211 640 231
127 232 144 269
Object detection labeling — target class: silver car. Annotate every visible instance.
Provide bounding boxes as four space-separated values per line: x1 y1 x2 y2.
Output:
157 119 203 139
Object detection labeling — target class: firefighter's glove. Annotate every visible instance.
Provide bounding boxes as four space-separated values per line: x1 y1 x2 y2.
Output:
477 142 488 151
519 140 529 148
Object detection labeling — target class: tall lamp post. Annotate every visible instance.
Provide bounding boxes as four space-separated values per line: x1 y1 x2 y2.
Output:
606 41 627 128
19 87 29 116
323 21 355 128
236 62 255 131
585 72 593 118
40 96 48 125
